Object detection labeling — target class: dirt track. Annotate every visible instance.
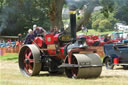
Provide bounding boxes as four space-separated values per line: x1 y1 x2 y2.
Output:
0 61 128 85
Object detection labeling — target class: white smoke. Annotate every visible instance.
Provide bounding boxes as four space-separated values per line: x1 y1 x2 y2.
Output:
0 13 8 33
0 5 15 34
0 6 9 33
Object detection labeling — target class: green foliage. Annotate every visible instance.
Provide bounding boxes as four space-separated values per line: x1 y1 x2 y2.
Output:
100 0 115 18
92 19 112 32
0 0 127 36
99 19 112 32
0 0 50 36
92 19 101 31
115 1 128 24
91 11 118 32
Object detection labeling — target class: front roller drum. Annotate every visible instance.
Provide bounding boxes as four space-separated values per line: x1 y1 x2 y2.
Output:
65 53 102 78
18 45 41 76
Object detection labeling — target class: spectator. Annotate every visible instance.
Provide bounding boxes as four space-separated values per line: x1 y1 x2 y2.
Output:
104 34 111 42
51 26 59 34
81 25 88 35
24 29 35 44
33 24 47 37
18 33 22 42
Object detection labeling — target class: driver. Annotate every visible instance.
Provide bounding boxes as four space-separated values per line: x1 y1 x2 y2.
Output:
33 24 47 37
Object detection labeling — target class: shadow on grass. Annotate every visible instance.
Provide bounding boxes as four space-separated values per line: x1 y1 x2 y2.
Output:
6 57 18 60
30 71 128 80
100 75 121 79
38 72 121 79
114 68 128 70
38 73 66 78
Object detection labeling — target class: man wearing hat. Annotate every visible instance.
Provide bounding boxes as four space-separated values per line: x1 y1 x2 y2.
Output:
33 24 47 37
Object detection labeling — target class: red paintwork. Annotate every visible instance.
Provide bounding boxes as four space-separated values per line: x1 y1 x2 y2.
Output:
92 35 99 40
34 37 43 47
36 33 66 59
99 41 106 46
113 58 119 64
48 50 56 55
54 33 60 42
86 39 94 46
24 48 33 75
78 34 123 46
58 47 65 59
45 34 54 44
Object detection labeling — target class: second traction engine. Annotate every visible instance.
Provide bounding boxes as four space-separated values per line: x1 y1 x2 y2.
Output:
18 9 102 78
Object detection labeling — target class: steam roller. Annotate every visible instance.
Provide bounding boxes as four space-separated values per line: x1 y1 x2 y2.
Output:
19 44 102 78
18 5 102 79
60 50 102 78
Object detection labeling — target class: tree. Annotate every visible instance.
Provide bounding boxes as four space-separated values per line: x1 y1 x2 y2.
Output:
76 0 115 31
99 19 112 32
115 1 128 24
92 19 101 31
0 0 117 35
91 11 118 32
48 0 64 29
0 0 50 36
0 0 65 35
76 0 99 31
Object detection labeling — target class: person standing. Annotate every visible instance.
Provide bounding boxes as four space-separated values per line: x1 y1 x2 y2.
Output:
24 29 35 44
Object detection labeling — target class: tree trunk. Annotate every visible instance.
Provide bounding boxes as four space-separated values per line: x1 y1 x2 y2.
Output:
76 0 98 31
49 0 64 30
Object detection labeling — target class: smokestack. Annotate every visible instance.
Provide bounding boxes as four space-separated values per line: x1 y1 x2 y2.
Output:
69 6 77 42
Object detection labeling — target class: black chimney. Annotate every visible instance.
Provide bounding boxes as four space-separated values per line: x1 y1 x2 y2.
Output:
69 6 77 42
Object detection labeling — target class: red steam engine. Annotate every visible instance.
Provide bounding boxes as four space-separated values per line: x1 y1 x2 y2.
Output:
18 9 102 78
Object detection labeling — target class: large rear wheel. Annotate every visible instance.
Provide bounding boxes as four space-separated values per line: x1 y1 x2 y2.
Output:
19 45 41 76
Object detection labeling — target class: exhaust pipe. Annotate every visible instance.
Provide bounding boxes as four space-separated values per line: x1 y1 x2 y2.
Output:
69 7 76 42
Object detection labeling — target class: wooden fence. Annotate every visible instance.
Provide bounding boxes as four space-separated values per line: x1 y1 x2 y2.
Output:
0 46 21 56
89 46 105 58
0 46 105 58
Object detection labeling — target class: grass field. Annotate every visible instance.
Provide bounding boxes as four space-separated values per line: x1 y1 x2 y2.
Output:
0 53 18 61
77 29 114 35
0 53 128 85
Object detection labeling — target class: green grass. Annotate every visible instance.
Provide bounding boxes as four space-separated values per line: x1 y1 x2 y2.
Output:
0 53 128 85
0 53 18 61
77 29 114 35
1 60 128 85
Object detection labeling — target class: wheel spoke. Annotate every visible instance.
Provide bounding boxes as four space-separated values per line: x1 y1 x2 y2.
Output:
25 53 28 58
28 52 32 58
25 64 29 70
23 48 34 74
29 59 34 63
29 65 33 70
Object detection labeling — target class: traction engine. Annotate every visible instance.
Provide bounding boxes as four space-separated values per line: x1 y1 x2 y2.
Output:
18 9 102 78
